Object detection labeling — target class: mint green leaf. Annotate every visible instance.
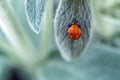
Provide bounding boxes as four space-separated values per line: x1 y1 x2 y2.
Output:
25 0 45 33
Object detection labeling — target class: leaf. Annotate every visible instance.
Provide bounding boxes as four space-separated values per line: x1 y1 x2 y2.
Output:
25 0 45 33
38 44 120 80
54 0 92 61
0 0 35 65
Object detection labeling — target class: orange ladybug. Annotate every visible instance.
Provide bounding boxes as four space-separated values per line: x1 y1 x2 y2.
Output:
67 22 81 40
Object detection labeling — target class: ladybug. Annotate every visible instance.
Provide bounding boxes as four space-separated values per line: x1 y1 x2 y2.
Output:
67 22 81 40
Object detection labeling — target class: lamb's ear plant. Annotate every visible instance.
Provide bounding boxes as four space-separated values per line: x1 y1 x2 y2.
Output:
54 0 92 61
0 0 35 66
25 0 46 33
25 0 93 61
0 0 53 79
1 0 120 80
0 0 93 79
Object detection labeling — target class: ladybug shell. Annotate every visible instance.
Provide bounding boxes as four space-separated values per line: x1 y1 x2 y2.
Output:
67 23 81 40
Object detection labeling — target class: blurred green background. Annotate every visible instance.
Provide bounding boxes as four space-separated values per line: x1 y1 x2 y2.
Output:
0 0 120 80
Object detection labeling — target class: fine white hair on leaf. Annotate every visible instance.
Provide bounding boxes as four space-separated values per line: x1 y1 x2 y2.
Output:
54 0 92 61
25 0 45 34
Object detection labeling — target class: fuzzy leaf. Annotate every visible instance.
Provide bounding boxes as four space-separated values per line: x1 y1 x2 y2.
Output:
54 0 92 61
25 0 45 33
